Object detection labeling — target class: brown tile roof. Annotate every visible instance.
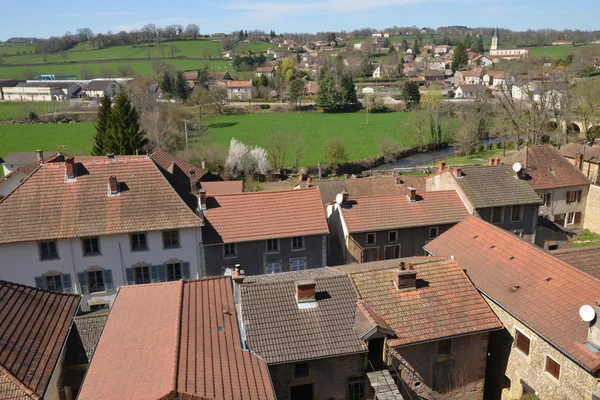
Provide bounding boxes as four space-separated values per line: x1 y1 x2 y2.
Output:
0 156 203 244
335 257 502 347
0 281 80 399
560 143 600 164
200 180 244 194
458 84 487 92
340 190 469 233
3 152 63 180
354 301 395 340
462 67 486 78
243 267 344 284
73 310 110 362
2 152 48 165
424 216 600 373
79 278 275 400
550 245 600 279
240 273 368 364
227 80 253 88
150 149 206 185
202 188 329 245
446 165 542 208
183 71 198 80
503 145 590 189
255 67 275 72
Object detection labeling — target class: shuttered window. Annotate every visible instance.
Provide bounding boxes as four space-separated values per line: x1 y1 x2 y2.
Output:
35 273 72 294
515 330 530 355
545 356 560 379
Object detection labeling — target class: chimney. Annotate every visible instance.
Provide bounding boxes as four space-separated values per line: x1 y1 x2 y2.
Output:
65 157 75 180
198 189 207 212
586 302 600 349
407 187 417 203
575 152 583 170
107 153 115 159
516 166 524 180
342 189 349 204
488 158 494 166
495 156 501 166
36 149 43 161
438 161 446 172
108 175 118 195
307 177 313 187
395 176 402 186
296 280 317 308
232 264 245 284
201 158 206 170
454 167 462 178
394 263 417 292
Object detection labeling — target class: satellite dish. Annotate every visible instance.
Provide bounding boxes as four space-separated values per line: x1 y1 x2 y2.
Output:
335 193 344 205
512 162 522 173
579 305 596 322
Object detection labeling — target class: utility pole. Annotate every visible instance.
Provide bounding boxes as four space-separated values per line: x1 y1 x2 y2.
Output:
183 120 189 152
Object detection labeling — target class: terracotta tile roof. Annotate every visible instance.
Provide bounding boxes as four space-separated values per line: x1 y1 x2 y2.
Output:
560 143 600 164
0 281 80 399
243 267 344 284
503 145 590 189
424 216 600 373
354 301 395 339
227 80 253 88
335 257 502 347
79 278 275 400
550 245 600 279
150 149 206 185
255 67 275 72
2 152 48 165
458 84 487 92
241 272 367 364
0 156 203 244
340 190 469 234
200 180 244 194
448 165 542 208
73 310 110 362
202 188 329 245
2 152 63 181
462 67 486 78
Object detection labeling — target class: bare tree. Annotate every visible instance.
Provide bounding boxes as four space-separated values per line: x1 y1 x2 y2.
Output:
210 87 228 115
573 79 600 141
142 105 173 150
150 59 171 76
292 133 306 169
265 131 290 169
79 69 93 80
406 110 429 152
23 70 37 80
184 24 201 40
0 57 4 67
42 53 49 64
117 64 134 77
100 67 114 78
169 44 181 58
60 52 68 63
146 47 152 59
454 118 481 157
159 46 166 59
377 136 401 162
323 137 348 169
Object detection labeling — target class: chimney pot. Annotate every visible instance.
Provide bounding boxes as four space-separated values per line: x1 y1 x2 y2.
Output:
438 161 446 172
232 264 245 284
488 158 494 166
307 177 313 187
36 149 43 161
201 158 206 170
199 189 207 211
575 152 583 170
407 187 417 202
394 268 417 292
107 153 115 159
454 167 462 177
109 175 118 195
296 280 317 306
342 189 349 204
65 157 75 179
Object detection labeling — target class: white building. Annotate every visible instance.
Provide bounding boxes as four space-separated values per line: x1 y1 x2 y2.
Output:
0 155 205 311
81 80 121 98
226 80 254 99
455 84 487 98
3 81 80 101
489 28 529 60
0 151 63 198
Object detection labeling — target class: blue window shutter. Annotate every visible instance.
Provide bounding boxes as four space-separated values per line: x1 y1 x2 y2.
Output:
103 269 114 292
157 265 166 282
125 268 134 285
77 272 89 295
62 274 73 294
35 276 44 289
150 265 159 283
182 262 191 280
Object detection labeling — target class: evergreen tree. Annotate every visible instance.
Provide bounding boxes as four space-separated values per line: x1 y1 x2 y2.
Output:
175 70 191 101
316 73 340 112
105 91 147 155
464 34 473 49
92 95 112 156
401 81 421 105
411 39 420 54
340 75 357 108
451 42 469 73
160 71 174 98
473 37 484 54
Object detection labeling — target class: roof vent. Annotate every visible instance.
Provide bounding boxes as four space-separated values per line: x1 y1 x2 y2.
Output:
107 153 115 159
296 280 317 309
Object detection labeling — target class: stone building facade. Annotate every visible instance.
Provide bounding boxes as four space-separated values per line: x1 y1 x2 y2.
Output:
584 185 600 234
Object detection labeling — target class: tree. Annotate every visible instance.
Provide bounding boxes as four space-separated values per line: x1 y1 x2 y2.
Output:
141 105 173 150
279 57 295 82
473 37 484 54
117 65 134 77
42 53 49 64
316 73 340 112
359 57 374 77
454 118 480 158
184 24 200 40
169 43 180 58
174 70 191 101
323 137 348 169
401 81 421 105
79 69 93 79
400 39 409 52
105 91 147 155
100 67 114 78
210 87 228 115
292 133 306 169
340 75 357 108
225 138 269 177
411 39 420 55
160 71 175 98
377 136 401 162
382 38 392 49
60 52 68 63
92 95 113 156
288 78 306 107
265 131 290 169
255 74 269 89
463 34 473 49
451 42 468 72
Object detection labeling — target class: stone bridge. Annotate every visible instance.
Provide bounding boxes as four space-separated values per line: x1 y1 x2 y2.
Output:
547 118 600 137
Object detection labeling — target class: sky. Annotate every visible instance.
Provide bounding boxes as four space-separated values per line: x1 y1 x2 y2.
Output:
1 0 598 40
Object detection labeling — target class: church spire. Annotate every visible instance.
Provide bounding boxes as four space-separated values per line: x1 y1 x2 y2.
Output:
493 27 499 38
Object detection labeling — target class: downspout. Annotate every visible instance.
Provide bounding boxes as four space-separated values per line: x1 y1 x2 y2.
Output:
68 238 78 294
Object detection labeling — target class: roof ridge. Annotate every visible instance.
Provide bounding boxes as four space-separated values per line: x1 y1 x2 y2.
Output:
211 187 320 197
0 279 81 298
0 163 43 205
242 273 347 287
550 244 600 254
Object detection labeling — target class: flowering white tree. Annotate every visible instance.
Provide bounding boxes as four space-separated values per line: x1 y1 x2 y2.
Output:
225 138 248 177
246 146 269 176
226 138 269 177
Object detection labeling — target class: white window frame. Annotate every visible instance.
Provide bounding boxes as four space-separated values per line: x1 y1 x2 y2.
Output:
491 207 504 224
510 205 524 222
366 233 376 245
266 260 282 274
223 243 238 259
290 257 307 271
566 212 576 225
541 192 551 207
429 226 439 239
266 238 280 254
291 236 305 251
388 231 398 244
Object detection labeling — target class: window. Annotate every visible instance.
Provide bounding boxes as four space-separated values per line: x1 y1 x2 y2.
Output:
429 227 439 239
566 190 582 204
36 273 72 293
45 274 63 292
162 230 180 248
540 192 551 207
438 339 452 355
510 205 523 222
492 207 504 223
87 270 105 293
548 243 559 251
131 233 148 251
223 243 237 258
294 363 310 379
566 212 580 225
384 245 400 260
290 258 306 271
166 262 182 281
89 303 109 311
515 330 531 356
366 233 376 245
82 237 101 256
266 239 279 253
545 356 561 380
348 377 365 400
39 241 58 260
266 261 281 274
554 213 566 226
134 265 151 284
388 231 398 243
292 236 305 250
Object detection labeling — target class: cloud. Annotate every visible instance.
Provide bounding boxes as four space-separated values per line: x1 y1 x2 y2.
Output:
63 11 135 17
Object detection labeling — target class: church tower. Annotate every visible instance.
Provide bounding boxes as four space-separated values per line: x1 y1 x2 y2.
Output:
491 27 499 51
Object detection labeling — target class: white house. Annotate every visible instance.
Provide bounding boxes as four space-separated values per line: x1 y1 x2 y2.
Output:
0 155 205 312
455 84 487 98
3 81 80 101
81 80 121 98
0 151 63 198
226 80 254 99
471 55 493 68
462 67 487 85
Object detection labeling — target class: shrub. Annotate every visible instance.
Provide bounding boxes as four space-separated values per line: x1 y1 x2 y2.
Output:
260 104 271 110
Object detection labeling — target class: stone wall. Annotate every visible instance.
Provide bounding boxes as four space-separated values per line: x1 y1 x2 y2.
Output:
584 185 600 234
484 297 599 400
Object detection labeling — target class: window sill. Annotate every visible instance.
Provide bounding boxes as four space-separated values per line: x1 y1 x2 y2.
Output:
39 257 60 262
266 251 280 255
88 290 109 295
223 255 238 259
291 248 305 252
83 253 102 257
131 248 149 252
163 246 181 250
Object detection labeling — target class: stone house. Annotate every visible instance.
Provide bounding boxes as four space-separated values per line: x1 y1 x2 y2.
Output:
560 142 600 185
201 188 329 276
326 186 469 265
226 80 254 99
80 80 121 98
255 66 276 78
425 162 542 243
462 67 487 85
426 216 600 400
483 70 513 91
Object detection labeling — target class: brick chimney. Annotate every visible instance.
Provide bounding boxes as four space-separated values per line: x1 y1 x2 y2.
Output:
438 161 446 172
488 158 494 166
395 176 402 186
198 189 207 212
108 175 118 195
65 157 75 180
406 187 417 203
394 263 417 292
307 177 313 187
454 167 462 178
36 149 43 161
575 152 583 170
296 280 317 308
495 156 501 166
232 264 245 284
342 189 349 205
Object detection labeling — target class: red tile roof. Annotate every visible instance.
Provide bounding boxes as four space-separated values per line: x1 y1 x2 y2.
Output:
0 281 80 399
202 188 329 245
424 216 600 373
3 152 63 179
150 149 206 185
79 278 275 400
550 245 600 279
560 143 600 164
503 145 590 189
340 190 469 233
201 180 244 194
0 156 203 244
227 80 253 88
335 257 502 347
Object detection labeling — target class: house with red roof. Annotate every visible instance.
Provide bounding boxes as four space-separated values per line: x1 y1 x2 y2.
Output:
0 150 64 198
226 80 254 100
0 154 204 311
425 216 600 399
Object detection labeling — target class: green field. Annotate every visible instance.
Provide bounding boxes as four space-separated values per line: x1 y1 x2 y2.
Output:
529 44 600 59
0 101 72 120
0 122 95 157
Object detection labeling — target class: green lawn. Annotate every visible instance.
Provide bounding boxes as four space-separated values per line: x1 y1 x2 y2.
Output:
442 148 516 166
0 42 37 56
0 122 95 157
573 230 600 248
529 44 600 59
0 101 71 120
